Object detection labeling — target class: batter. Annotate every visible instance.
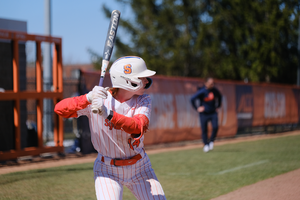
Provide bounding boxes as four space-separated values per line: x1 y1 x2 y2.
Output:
54 56 166 200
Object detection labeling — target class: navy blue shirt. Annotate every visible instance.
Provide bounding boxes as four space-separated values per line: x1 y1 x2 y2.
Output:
190 86 222 114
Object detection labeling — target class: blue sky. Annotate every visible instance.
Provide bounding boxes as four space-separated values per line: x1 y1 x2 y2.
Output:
0 0 131 64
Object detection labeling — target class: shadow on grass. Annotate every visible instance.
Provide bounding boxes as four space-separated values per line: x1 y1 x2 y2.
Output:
0 166 93 185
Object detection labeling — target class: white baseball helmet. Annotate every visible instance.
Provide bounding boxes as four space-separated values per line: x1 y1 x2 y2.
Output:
109 56 156 91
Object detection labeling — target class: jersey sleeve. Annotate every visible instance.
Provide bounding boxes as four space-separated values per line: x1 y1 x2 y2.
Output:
134 94 152 120
54 94 91 118
190 88 204 110
110 94 151 137
214 88 222 108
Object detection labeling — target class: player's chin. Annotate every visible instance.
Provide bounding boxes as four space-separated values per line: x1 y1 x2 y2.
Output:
135 89 146 96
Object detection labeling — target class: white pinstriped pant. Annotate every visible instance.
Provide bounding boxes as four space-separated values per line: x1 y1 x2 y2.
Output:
94 153 166 200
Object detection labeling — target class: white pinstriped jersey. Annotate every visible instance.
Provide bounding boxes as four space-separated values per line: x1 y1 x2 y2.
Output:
77 92 151 159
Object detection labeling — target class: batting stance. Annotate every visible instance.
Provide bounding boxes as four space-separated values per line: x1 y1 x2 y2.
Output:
190 77 222 153
54 56 166 200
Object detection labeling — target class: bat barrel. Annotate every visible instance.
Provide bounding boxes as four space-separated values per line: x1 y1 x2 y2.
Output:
98 10 120 88
103 10 121 61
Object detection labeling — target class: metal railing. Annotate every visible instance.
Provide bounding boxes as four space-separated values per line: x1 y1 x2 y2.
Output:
0 29 64 161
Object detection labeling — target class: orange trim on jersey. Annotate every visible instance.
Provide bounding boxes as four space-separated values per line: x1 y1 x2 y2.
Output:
54 95 91 118
110 112 149 137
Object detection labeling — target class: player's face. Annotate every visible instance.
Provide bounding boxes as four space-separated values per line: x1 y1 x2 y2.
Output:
135 77 149 95
205 78 214 89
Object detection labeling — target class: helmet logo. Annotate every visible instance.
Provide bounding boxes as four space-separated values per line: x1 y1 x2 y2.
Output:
123 64 132 74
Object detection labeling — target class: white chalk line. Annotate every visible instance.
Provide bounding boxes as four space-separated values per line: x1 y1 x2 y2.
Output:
166 160 268 176
214 160 269 175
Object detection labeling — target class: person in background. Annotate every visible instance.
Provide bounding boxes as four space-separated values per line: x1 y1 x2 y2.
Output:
190 77 222 153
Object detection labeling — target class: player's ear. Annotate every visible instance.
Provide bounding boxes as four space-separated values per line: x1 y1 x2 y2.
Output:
144 78 152 89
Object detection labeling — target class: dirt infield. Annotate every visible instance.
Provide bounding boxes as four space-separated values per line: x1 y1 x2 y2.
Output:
211 168 300 200
1 131 300 200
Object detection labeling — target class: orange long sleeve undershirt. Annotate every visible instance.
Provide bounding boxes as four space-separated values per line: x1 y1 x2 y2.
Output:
54 95 149 136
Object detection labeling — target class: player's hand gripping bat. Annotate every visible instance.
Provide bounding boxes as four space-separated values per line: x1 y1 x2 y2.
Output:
92 10 121 114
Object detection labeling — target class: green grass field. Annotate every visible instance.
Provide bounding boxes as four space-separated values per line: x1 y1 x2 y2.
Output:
1 134 300 200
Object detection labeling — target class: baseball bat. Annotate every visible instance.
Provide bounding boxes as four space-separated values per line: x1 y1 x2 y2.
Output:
92 10 121 114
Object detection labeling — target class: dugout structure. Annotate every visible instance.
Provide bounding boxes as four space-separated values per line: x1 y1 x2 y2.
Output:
0 29 64 161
